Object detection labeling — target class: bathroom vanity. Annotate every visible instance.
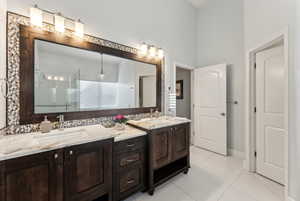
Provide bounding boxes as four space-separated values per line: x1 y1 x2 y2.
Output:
128 117 190 195
2 16 190 201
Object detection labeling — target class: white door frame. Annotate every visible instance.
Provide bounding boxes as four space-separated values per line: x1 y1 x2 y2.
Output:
244 28 289 199
173 62 195 143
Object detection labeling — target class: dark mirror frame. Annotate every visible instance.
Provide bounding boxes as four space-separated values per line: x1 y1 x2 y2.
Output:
19 25 162 125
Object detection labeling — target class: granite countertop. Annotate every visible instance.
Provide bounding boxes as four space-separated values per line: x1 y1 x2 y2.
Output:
127 116 191 130
0 124 146 162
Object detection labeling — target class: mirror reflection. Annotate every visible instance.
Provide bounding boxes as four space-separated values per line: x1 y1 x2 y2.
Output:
34 39 157 114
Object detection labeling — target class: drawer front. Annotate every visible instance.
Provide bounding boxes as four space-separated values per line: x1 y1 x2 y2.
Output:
115 137 146 153
119 168 141 193
119 152 143 167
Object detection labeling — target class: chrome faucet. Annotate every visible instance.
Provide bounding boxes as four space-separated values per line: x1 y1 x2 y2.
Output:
57 114 64 130
150 109 154 118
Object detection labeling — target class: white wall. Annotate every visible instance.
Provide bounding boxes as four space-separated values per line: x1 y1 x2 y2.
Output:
176 67 191 118
7 0 197 113
244 0 297 199
196 0 245 153
0 0 6 129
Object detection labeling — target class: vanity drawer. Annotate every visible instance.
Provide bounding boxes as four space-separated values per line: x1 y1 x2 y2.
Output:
117 149 145 169
114 136 146 153
119 167 142 193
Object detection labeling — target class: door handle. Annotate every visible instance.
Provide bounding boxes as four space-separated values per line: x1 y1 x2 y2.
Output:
220 113 226 116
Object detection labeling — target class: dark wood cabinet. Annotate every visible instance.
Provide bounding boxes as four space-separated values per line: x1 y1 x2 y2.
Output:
172 124 190 161
152 127 172 169
0 149 64 201
113 136 146 201
0 139 113 201
148 123 190 195
64 139 113 201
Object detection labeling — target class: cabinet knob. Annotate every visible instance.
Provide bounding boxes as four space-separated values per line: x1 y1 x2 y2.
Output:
69 150 73 155
54 153 58 159
127 179 135 184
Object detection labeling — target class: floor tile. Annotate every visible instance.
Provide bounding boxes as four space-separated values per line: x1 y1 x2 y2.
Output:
124 146 284 201
231 172 283 201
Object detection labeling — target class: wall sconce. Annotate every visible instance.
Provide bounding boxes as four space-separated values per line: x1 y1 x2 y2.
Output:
139 43 164 60
55 13 65 33
75 19 84 38
157 48 164 59
149 46 156 58
139 43 148 56
30 5 43 27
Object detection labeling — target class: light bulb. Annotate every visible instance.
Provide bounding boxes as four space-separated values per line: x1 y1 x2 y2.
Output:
30 5 43 27
149 46 156 58
75 19 84 38
55 13 65 33
47 75 52 80
59 77 64 81
139 43 148 56
157 48 164 59
54 76 58 81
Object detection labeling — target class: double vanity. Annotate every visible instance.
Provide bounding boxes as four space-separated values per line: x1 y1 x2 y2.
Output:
0 116 190 201
3 15 190 201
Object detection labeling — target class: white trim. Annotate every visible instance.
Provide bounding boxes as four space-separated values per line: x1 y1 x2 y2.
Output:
244 28 289 200
173 62 195 143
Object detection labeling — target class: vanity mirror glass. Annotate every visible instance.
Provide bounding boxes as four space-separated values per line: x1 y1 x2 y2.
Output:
34 39 157 114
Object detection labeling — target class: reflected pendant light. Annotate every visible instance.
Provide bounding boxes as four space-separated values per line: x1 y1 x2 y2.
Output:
99 54 105 80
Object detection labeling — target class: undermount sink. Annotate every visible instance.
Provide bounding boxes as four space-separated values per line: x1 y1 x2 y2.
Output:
34 129 88 149
0 129 89 155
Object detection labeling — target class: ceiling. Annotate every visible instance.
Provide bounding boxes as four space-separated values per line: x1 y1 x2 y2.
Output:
186 0 206 8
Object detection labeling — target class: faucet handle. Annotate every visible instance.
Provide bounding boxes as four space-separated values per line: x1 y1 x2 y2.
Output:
57 114 64 121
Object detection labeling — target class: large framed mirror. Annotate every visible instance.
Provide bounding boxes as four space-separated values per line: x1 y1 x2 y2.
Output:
19 25 162 124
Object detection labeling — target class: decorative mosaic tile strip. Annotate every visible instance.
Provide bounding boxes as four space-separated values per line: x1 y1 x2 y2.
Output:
6 12 165 135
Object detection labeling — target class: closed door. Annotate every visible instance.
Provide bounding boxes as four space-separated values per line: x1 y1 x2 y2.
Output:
172 124 190 161
64 140 112 201
152 128 172 169
256 45 285 184
194 64 227 155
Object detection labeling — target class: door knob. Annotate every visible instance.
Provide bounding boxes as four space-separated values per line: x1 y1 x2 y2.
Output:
220 113 226 116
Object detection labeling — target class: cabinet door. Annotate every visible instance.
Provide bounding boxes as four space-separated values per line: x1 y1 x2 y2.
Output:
64 139 112 201
151 128 172 169
172 124 190 161
0 150 63 201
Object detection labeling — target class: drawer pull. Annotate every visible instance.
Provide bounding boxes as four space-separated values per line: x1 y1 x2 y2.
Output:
127 179 135 184
127 143 135 147
126 159 136 163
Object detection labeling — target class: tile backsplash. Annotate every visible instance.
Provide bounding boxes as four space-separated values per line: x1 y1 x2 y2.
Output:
6 12 165 135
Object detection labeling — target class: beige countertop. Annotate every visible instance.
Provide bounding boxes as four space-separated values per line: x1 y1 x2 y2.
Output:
0 124 146 162
127 116 191 130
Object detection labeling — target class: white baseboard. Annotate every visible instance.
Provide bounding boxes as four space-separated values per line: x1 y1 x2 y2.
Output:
229 149 245 159
287 196 295 201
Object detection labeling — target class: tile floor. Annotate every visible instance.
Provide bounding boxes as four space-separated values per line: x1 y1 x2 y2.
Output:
125 146 284 201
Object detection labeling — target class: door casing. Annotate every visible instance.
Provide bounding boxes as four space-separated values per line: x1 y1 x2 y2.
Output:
245 28 289 199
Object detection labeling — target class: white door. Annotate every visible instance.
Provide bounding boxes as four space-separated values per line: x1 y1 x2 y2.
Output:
193 64 227 155
256 45 285 184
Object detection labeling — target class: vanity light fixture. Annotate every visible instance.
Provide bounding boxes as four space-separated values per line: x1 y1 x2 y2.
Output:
55 13 65 33
149 46 156 58
99 54 105 80
139 43 148 56
30 5 43 27
157 48 164 59
75 19 84 38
